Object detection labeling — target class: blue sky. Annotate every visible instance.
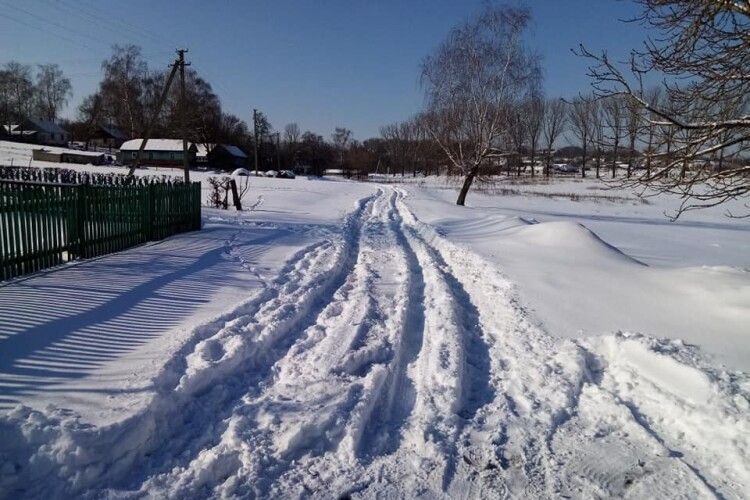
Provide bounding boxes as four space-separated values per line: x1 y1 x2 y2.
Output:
0 0 649 139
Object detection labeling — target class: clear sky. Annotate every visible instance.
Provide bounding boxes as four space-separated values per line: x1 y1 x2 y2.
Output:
0 0 650 140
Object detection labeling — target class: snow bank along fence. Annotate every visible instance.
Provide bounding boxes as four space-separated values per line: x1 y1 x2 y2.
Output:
0 167 201 280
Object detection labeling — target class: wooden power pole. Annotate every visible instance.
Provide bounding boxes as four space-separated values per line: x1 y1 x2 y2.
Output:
128 54 181 176
177 48 191 183
253 108 259 176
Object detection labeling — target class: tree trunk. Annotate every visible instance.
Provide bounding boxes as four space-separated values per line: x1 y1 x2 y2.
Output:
627 136 636 178
612 139 619 178
595 153 600 179
456 166 478 206
530 147 536 178
581 144 587 178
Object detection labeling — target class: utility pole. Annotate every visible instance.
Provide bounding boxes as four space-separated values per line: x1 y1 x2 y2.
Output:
177 48 191 183
253 108 259 176
128 53 181 176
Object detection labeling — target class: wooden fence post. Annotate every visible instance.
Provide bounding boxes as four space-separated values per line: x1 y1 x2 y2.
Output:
229 179 242 211
146 183 155 240
75 183 87 259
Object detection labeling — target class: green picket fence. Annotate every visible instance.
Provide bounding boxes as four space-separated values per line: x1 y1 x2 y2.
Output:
0 180 201 281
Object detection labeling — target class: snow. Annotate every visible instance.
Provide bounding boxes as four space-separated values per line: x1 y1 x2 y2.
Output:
0 153 748 499
402 178 750 371
120 139 189 151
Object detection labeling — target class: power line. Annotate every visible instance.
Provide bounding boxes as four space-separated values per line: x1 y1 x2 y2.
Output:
0 11 95 51
53 0 171 47
39 0 159 49
78 0 171 46
0 0 101 47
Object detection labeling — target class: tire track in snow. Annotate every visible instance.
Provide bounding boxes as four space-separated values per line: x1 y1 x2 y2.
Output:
131 189 411 497
0 191 379 499
389 189 494 492
392 188 748 499
346 189 426 460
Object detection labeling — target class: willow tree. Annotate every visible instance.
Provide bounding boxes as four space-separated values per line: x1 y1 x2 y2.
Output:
420 5 540 205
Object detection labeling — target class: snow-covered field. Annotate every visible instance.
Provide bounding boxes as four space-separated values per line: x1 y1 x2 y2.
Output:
1 148 748 498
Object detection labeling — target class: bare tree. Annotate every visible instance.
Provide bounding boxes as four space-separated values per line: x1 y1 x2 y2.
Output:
332 127 352 167
591 99 604 178
525 95 545 177
34 64 72 122
568 95 596 178
420 4 539 205
642 87 662 177
624 95 641 177
4 62 34 137
542 98 566 176
578 0 750 216
380 122 407 176
284 122 301 145
507 108 526 176
602 95 625 178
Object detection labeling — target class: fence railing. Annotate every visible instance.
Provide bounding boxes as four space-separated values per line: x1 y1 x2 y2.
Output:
1 179 201 281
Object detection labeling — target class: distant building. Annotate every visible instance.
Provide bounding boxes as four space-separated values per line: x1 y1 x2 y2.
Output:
32 148 107 165
195 144 248 170
118 139 197 166
88 126 128 150
2 119 71 146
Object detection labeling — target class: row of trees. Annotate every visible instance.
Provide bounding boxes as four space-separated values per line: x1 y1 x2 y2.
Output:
416 0 748 213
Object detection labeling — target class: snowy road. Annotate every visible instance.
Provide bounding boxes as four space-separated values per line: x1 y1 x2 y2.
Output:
1 186 748 499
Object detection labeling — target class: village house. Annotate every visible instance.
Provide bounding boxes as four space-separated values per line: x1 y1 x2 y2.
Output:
2 119 71 146
118 139 198 166
196 143 248 170
88 125 128 150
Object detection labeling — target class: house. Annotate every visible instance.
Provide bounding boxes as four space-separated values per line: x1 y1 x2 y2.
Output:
88 126 128 150
118 139 197 166
194 144 248 170
8 119 72 146
210 144 248 170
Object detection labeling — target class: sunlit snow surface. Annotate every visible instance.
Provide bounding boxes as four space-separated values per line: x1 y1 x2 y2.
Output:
1 142 748 498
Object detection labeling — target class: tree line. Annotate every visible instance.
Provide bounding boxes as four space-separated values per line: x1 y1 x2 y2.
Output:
416 0 748 212
0 63 72 127
2 0 747 214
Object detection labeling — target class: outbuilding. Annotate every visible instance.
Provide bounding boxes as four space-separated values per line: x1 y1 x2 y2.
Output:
88 126 128 150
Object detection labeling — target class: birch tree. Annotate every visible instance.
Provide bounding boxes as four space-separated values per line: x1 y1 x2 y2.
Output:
542 98 566 176
568 96 596 178
420 4 539 205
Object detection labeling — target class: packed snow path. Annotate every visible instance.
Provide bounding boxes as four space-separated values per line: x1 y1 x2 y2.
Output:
1 187 748 499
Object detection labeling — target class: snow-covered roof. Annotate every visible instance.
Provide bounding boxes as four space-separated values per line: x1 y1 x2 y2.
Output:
120 139 193 152
195 144 211 157
3 124 37 136
195 143 247 158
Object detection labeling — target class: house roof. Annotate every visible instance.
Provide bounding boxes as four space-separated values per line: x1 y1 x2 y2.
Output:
220 144 248 158
195 143 247 159
3 124 37 136
100 126 127 140
25 118 68 135
120 139 196 152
